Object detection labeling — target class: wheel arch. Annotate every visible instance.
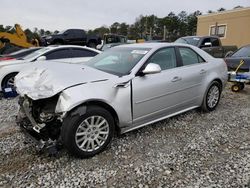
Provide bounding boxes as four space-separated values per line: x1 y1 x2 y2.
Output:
66 100 120 133
1 72 19 88
213 78 223 90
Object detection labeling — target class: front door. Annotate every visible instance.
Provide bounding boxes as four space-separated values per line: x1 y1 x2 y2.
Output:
132 47 183 125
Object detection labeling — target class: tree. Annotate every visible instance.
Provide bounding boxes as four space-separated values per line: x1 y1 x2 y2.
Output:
92 26 110 38
118 22 129 36
110 22 120 34
234 5 243 9
218 8 226 12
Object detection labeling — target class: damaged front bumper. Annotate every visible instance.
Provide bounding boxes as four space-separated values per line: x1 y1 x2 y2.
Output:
16 97 62 154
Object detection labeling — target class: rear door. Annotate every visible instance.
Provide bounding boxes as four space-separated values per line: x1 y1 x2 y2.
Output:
175 46 207 106
210 37 223 58
74 30 86 44
201 37 223 58
64 30 76 44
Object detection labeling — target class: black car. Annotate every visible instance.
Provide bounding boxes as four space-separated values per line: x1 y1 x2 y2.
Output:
225 45 250 72
0 47 42 61
42 29 101 49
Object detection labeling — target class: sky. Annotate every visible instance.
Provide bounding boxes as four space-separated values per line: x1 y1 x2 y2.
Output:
1 0 250 31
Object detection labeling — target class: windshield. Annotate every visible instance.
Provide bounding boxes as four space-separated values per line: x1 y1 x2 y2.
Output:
21 47 50 60
85 47 151 76
175 37 201 46
232 46 250 57
58 30 67 34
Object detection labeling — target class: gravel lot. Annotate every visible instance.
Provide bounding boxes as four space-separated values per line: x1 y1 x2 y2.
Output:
0 85 249 188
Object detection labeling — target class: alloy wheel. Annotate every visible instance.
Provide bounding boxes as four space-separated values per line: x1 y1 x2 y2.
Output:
207 85 220 108
75 116 109 152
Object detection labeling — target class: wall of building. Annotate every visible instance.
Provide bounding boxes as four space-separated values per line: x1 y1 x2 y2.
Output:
197 8 250 48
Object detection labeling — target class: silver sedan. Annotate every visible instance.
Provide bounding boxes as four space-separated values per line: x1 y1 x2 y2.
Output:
16 43 228 158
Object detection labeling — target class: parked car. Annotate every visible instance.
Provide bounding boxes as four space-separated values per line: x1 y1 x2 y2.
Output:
0 47 42 61
15 43 228 158
41 29 102 48
175 36 237 58
0 45 100 91
97 34 128 51
225 44 250 72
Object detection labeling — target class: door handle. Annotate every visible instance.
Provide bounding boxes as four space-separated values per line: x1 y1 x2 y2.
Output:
200 69 206 74
171 76 182 82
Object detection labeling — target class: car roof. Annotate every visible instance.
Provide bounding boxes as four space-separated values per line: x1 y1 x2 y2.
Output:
181 35 219 39
44 45 101 53
115 42 195 49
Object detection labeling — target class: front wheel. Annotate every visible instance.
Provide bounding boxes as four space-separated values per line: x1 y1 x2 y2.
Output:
201 81 222 112
61 105 115 158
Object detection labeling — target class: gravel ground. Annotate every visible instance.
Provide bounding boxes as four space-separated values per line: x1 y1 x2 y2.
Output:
0 85 249 188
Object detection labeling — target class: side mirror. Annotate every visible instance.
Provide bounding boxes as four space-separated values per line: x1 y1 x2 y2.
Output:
204 42 212 47
36 56 46 61
142 63 161 75
96 44 103 50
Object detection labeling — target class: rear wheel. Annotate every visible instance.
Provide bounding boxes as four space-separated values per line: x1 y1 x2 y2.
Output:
201 81 221 112
61 105 115 158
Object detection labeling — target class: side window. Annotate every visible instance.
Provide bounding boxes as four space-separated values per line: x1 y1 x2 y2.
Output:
211 38 220 46
148 48 177 71
45 49 71 60
179 47 204 66
71 49 98 58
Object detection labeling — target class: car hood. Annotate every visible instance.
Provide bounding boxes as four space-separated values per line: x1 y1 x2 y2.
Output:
15 62 117 100
225 57 250 71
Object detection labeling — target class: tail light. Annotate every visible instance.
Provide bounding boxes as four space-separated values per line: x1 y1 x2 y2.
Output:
0 57 15 61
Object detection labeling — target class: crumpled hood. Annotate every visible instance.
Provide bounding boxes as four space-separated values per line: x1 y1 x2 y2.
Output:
15 62 117 100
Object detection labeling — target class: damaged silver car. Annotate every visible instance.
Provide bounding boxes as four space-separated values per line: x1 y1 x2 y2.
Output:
15 43 228 158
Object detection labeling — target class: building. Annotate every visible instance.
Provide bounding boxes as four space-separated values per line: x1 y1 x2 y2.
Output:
196 7 250 48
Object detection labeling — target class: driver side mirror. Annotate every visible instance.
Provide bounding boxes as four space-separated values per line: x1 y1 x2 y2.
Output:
36 56 46 61
142 63 161 75
202 42 212 48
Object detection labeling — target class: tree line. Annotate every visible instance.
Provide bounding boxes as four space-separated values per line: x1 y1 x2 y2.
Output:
0 6 243 42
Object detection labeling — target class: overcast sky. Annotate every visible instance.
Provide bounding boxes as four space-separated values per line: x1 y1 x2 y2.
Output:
1 0 250 31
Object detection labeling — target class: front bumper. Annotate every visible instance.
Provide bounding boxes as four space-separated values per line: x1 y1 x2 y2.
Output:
16 97 60 154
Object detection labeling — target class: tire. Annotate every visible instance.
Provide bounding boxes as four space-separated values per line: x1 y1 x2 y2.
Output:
231 83 242 92
88 42 97 49
201 81 222 112
2 73 18 89
61 105 115 158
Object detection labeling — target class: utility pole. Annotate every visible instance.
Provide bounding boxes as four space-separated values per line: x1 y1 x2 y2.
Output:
163 25 166 40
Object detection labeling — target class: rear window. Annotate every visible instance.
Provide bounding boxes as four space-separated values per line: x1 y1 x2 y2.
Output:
175 37 201 46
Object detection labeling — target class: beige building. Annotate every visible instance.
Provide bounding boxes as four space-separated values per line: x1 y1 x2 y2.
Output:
197 7 250 48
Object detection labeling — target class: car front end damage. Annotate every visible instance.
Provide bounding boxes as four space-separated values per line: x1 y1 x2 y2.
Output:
16 95 63 154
